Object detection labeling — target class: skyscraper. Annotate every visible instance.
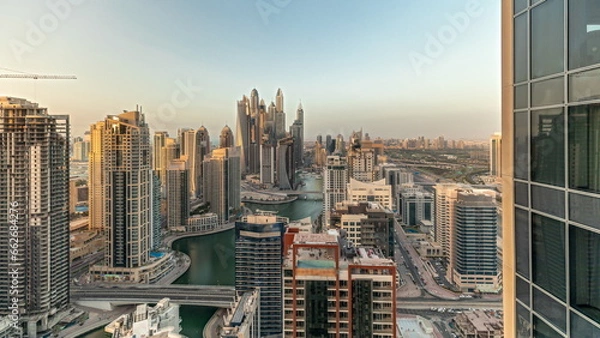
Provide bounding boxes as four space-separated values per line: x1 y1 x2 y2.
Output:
434 183 464 267
236 91 261 174
276 136 295 189
490 132 502 177
450 191 499 292
0 97 70 336
89 119 105 230
90 110 152 269
323 156 349 226
220 125 234 148
195 126 211 198
166 159 189 230
203 147 241 223
290 102 304 169
235 212 287 337
283 232 396 337
160 137 179 190
179 128 197 197
153 131 169 177
151 171 162 250
503 1 600 335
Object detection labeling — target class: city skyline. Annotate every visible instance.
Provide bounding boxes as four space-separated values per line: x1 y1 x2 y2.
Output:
1 1 500 140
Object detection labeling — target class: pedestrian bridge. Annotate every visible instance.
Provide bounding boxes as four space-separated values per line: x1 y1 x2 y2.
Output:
71 284 236 310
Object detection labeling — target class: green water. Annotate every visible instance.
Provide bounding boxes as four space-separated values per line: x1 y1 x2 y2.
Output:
79 174 322 337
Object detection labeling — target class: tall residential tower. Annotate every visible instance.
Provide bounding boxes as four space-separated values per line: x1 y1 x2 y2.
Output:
0 97 70 337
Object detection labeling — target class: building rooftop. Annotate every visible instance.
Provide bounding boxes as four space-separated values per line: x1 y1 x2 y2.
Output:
457 310 504 334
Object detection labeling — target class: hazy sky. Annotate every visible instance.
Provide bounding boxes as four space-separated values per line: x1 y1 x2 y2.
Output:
0 0 500 140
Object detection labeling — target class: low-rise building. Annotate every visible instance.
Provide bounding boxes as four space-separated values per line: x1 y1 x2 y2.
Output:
105 298 185 338
455 310 503 338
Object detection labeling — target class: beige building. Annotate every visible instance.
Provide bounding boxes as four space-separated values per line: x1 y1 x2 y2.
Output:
283 232 396 337
347 178 392 210
88 110 169 283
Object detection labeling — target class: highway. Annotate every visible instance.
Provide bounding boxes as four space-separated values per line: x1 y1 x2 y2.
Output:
71 284 236 307
396 299 501 310
393 219 459 300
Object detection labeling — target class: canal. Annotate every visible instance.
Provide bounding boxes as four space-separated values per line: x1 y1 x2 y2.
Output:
80 174 322 337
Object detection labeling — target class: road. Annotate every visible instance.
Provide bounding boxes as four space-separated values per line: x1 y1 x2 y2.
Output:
396 299 501 310
394 219 459 300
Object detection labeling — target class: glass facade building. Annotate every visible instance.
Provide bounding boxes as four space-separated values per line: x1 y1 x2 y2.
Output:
235 213 287 337
504 0 600 336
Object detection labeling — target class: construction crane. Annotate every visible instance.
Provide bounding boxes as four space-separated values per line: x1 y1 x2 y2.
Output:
0 74 77 80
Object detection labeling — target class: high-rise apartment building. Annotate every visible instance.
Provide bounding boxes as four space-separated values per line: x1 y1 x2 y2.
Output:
490 132 502 177
434 183 463 264
159 137 179 190
398 183 433 226
72 134 90 161
203 147 241 223
503 0 600 336
90 110 152 269
329 201 396 258
323 156 349 226
0 97 70 337
235 212 287 337
283 232 397 337
450 191 500 292
166 159 189 231
260 144 275 185
290 103 304 169
348 132 376 182
179 128 197 197
220 125 234 148
276 136 295 190
89 119 105 230
153 131 168 178
195 126 211 198
151 171 162 250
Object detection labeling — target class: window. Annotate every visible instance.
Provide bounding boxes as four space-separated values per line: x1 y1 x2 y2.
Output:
532 213 565 301
569 68 600 102
570 225 600 325
571 312 600 337
569 193 600 231
517 275 530 306
517 302 530 338
533 315 562 338
515 208 530 278
569 104 600 194
515 181 529 207
531 184 565 218
531 108 565 187
569 0 600 69
531 0 564 78
515 13 528 83
533 286 566 333
515 84 528 109
515 112 529 180
514 0 527 14
531 77 563 107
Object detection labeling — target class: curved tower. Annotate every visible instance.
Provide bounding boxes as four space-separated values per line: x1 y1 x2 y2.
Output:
220 125 234 148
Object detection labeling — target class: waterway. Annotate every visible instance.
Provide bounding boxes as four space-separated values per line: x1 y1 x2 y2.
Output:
80 174 322 337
